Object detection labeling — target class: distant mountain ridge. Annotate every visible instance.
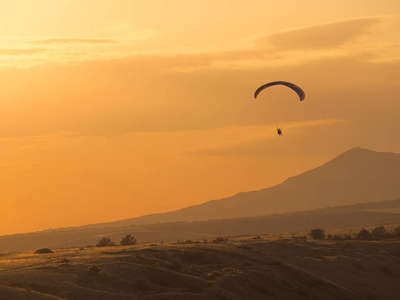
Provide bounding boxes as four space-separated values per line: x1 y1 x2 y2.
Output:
89 147 400 228
3 197 400 252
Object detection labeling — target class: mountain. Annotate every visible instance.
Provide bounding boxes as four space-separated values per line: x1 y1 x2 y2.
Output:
89 147 400 228
2 198 400 252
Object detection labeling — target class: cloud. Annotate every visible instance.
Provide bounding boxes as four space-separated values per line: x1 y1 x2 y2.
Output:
29 38 118 45
260 17 379 50
1 16 393 70
181 120 347 157
161 17 385 72
0 48 45 56
363 43 400 63
1 49 398 138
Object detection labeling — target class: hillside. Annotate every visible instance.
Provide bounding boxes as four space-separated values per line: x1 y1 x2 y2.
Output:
1 237 400 299
2 198 400 252
2 147 400 253
85 147 400 228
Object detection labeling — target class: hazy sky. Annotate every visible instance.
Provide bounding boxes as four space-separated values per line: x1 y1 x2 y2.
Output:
1 1 399 235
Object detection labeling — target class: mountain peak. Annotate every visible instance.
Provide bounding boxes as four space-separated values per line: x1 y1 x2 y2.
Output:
71 147 400 228
339 147 381 157
340 147 397 156
326 147 398 166
345 146 365 152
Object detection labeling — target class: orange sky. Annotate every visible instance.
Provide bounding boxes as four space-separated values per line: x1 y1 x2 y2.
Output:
1 1 399 235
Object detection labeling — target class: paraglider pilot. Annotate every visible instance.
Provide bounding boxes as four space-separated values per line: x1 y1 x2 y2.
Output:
254 81 305 137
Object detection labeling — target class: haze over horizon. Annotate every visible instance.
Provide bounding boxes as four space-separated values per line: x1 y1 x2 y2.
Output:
1 1 400 235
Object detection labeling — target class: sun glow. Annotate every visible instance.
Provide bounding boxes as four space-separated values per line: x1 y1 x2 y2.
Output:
0 1 399 235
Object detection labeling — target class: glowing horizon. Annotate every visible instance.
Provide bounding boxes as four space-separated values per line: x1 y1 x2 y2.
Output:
1 1 399 235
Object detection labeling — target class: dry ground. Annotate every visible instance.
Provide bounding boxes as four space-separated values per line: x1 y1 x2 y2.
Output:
1 237 400 299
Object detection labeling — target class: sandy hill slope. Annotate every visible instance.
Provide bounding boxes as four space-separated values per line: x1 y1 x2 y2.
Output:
1 238 400 299
93 147 400 227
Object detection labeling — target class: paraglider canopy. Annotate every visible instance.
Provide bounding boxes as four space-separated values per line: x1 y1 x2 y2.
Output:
254 81 305 101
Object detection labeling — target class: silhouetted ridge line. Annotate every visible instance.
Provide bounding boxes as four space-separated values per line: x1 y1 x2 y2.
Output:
49 147 399 230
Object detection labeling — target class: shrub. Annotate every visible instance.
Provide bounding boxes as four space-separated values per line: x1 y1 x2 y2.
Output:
34 248 53 254
393 225 400 237
356 228 371 240
309 228 325 239
120 234 137 246
342 234 353 240
212 237 229 244
372 226 388 239
96 237 115 247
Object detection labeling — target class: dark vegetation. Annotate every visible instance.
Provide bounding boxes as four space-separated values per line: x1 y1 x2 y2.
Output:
32 225 400 256
34 248 53 254
309 225 400 241
120 234 137 246
309 228 325 239
96 237 115 247
96 234 138 247
356 228 372 240
212 237 229 244
89 225 400 248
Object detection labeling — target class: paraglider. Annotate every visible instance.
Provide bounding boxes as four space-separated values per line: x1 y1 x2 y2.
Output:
254 81 305 101
254 81 305 136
